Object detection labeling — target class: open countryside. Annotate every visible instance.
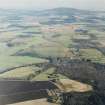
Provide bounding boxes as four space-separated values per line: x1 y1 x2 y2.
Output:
0 7 105 105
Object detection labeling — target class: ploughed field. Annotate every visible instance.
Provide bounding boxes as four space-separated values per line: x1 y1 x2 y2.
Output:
0 80 58 104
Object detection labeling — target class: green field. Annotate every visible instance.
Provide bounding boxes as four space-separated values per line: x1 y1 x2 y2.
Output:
32 67 68 81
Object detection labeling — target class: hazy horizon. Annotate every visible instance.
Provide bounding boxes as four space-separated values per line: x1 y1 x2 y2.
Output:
0 0 104 11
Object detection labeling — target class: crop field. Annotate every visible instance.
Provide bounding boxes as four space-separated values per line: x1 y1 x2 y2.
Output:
0 80 58 104
79 48 105 63
32 68 68 81
57 79 93 92
9 98 58 105
0 66 41 79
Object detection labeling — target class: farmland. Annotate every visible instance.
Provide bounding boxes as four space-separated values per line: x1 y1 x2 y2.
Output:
0 8 105 105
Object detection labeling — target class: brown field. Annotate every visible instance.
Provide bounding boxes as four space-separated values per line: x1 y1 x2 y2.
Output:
41 24 78 33
56 79 93 92
9 98 58 105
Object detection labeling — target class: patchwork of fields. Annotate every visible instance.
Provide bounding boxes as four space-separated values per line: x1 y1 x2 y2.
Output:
0 8 105 81
0 8 105 105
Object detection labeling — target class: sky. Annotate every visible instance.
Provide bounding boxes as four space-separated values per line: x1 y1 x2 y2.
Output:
0 0 105 11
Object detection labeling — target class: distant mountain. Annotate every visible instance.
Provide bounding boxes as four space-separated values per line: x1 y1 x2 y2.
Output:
0 7 100 16
35 7 95 16
0 7 104 25
0 7 104 16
